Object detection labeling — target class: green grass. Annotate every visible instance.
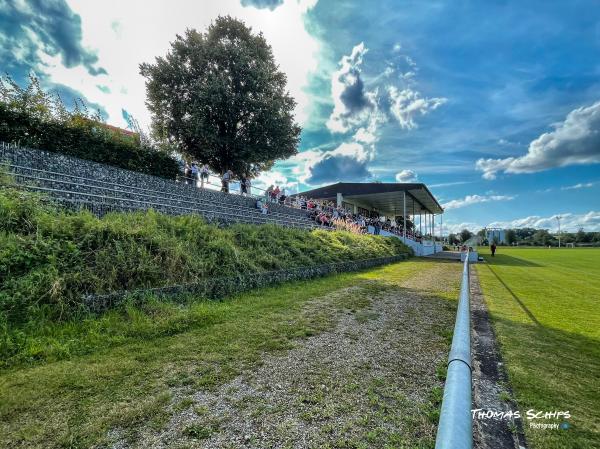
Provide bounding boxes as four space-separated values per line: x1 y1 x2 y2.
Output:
0 259 451 449
475 247 600 448
0 186 410 366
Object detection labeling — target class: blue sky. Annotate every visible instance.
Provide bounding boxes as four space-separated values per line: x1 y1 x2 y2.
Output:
1 0 599 232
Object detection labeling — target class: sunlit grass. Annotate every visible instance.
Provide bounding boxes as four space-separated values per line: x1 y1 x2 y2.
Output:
476 247 600 448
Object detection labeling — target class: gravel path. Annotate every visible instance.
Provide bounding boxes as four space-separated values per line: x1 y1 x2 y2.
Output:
108 262 458 449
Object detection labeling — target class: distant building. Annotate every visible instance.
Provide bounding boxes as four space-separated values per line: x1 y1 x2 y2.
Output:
486 228 506 244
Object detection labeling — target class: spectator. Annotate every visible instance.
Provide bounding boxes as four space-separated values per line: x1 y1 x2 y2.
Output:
221 170 232 193
200 164 209 188
256 198 268 214
271 185 280 203
183 163 191 185
240 174 250 196
265 185 274 202
191 163 199 187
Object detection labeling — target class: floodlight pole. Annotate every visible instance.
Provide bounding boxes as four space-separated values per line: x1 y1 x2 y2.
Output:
403 191 407 241
556 216 561 248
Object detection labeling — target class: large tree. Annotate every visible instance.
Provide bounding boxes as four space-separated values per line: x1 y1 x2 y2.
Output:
140 16 301 176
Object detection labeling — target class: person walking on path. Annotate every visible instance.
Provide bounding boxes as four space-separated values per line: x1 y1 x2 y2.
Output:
490 242 497 257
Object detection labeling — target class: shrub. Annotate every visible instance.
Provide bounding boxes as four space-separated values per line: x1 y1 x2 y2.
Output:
0 75 179 179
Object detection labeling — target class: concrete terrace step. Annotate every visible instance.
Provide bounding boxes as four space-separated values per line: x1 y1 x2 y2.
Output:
0 145 309 219
10 170 315 227
0 145 328 230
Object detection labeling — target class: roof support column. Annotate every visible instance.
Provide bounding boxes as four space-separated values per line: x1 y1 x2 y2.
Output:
412 200 415 237
336 192 343 207
432 214 435 242
403 191 407 241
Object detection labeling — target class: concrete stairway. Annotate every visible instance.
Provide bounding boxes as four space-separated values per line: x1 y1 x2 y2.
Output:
0 147 322 230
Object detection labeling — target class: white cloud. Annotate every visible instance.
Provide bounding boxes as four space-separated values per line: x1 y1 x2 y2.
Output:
476 101 600 179
443 211 600 234
309 41 446 187
54 0 320 129
443 222 484 235
395 169 418 182
442 194 515 210
488 211 600 232
428 181 473 188
302 141 374 185
253 169 298 194
326 42 376 133
561 182 596 190
326 42 446 135
387 86 447 130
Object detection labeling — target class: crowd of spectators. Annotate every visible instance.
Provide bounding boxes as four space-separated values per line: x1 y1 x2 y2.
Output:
180 164 427 240
288 196 426 240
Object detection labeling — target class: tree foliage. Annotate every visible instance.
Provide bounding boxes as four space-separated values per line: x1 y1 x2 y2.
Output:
0 74 179 179
505 229 516 245
459 228 473 243
140 16 301 176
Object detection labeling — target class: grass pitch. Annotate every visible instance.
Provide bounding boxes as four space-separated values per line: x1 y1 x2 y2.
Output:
475 247 600 449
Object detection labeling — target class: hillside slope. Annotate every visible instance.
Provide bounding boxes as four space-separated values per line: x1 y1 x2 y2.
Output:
0 186 410 362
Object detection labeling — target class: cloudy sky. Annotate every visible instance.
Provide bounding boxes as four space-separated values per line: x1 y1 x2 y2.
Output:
1 0 599 232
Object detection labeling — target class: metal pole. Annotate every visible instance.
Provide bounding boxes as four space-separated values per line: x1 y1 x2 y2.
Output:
403 191 407 241
435 251 472 449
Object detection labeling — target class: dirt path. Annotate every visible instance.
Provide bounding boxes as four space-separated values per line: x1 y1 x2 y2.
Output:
106 262 459 449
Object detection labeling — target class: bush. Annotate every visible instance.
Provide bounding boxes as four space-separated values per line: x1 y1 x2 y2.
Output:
0 75 179 179
0 187 411 330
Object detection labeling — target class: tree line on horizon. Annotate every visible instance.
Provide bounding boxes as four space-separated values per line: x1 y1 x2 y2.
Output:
447 227 600 247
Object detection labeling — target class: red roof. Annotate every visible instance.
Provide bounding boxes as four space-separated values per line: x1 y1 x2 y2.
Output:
102 123 138 137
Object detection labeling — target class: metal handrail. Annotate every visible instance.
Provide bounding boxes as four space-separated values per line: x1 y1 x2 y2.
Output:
6 183 320 229
0 161 304 215
7 171 313 225
178 173 306 209
1 162 312 223
435 251 472 449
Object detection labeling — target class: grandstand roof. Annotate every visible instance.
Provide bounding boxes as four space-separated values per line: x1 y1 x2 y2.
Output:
296 182 444 215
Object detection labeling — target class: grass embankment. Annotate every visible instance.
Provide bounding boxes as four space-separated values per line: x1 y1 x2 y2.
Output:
0 186 410 367
476 247 600 448
0 259 458 449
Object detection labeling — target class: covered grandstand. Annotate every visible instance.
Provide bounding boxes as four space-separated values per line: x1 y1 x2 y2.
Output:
296 182 444 256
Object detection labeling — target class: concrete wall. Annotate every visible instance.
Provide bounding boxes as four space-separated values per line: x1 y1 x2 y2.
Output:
84 254 409 313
